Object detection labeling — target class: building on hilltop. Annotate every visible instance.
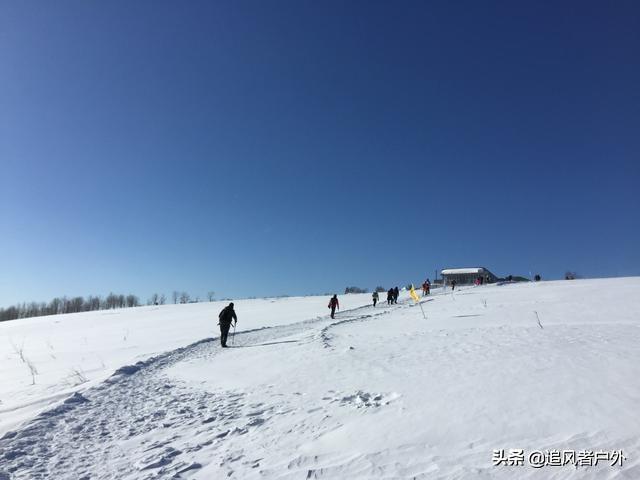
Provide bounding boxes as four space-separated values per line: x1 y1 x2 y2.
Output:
441 267 498 285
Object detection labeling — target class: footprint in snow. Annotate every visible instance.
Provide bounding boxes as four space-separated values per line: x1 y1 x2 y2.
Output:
247 417 266 427
330 390 399 408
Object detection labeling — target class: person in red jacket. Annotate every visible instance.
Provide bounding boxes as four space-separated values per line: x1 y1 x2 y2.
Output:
328 294 339 319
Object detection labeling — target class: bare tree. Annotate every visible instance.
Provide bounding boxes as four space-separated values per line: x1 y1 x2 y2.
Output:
179 292 191 304
125 295 139 308
70 297 84 313
25 302 43 318
48 297 62 315
172 291 179 304
10 338 26 363
0 306 19 321
61 297 71 314
86 296 101 311
207 291 215 302
26 358 38 385
149 293 159 305
159 294 166 305
105 293 118 309
68 368 88 386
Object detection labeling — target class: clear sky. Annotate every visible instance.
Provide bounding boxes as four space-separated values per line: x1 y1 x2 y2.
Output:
1 1 639 306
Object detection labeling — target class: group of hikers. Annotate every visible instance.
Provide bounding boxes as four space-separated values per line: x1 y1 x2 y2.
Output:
387 287 400 305
216 279 435 347
371 287 400 306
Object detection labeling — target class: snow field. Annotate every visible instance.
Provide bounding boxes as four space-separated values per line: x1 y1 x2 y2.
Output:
1 278 639 479
0 293 372 435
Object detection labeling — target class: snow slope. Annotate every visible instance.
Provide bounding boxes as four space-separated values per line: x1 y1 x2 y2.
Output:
1 278 639 479
0 294 372 436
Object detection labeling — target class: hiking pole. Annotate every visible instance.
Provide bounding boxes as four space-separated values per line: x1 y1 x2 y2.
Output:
418 302 427 320
232 323 236 345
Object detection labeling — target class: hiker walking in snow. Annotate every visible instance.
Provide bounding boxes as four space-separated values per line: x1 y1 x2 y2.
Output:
393 287 399 304
218 302 237 348
426 279 431 295
328 294 339 319
372 291 379 307
451 280 456 291
387 288 394 305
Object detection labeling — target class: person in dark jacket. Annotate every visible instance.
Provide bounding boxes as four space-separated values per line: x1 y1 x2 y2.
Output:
393 286 399 304
372 291 379 307
387 288 394 305
218 302 237 348
328 295 339 319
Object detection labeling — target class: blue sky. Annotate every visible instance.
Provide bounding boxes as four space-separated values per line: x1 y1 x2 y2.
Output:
1 1 639 306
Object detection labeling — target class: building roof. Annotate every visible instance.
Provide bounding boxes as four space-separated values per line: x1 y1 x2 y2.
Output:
441 268 486 275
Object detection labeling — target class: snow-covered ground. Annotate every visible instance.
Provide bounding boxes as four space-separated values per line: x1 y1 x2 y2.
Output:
0 294 372 436
1 278 639 479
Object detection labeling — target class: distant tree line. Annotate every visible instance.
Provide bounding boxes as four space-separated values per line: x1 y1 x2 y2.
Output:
344 286 369 294
0 293 141 322
1 289 220 322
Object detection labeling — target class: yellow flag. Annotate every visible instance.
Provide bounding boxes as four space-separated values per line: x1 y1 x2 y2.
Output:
410 285 420 303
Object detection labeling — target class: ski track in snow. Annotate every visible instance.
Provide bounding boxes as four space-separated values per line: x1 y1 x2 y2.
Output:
0 304 402 479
